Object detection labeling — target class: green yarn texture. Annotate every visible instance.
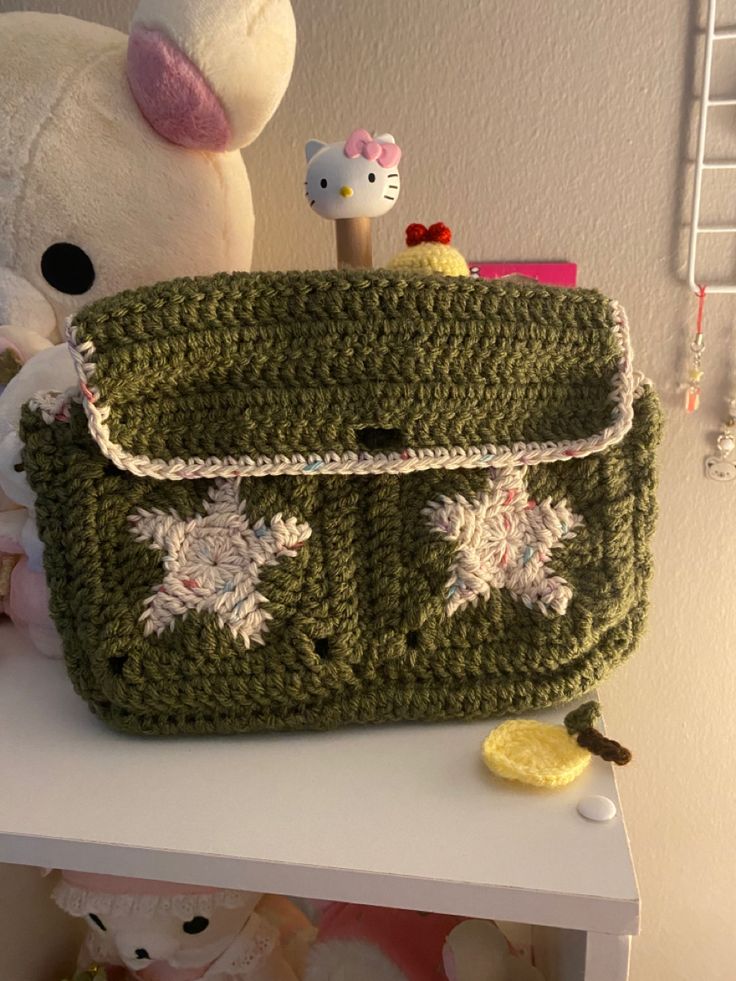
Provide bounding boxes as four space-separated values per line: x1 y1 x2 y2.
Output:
71 270 623 460
21 271 662 736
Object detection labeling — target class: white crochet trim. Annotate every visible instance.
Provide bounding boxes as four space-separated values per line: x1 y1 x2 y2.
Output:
633 369 652 399
52 881 260 919
65 300 635 480
27 385 80 424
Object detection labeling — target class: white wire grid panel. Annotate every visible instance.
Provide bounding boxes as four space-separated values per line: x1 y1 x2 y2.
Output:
688 0 736 293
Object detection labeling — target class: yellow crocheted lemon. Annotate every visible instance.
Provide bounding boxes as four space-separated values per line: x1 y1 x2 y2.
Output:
482 719 592 789
387 222 470 277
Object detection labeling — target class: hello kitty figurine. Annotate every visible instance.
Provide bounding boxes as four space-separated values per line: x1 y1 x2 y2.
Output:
305 130 401 220
52 871 313 981
305 130 402 268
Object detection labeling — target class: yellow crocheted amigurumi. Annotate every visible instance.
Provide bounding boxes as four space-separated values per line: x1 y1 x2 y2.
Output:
482 720 591 789
387 222 470 276
482 702 633 789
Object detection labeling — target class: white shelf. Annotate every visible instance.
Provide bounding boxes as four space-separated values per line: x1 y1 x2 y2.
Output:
0 623 638 937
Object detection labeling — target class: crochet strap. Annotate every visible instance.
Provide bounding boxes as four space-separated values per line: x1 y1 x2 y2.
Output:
65 270 635 480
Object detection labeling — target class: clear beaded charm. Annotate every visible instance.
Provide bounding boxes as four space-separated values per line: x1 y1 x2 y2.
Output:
706 396 736 482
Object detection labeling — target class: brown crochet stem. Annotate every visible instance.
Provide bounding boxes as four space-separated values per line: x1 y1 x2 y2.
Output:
564 700 632 766
576 728 632 766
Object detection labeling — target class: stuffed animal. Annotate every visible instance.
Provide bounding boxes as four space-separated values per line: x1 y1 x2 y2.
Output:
387 223 470 277
52 871 314 981
303 903 544 981
0 0 296 654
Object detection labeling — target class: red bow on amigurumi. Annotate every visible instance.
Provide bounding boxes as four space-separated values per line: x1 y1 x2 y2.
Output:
405 222 453 247
388 222 469 277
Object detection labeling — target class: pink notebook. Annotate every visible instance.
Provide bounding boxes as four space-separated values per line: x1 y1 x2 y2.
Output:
469 261 577 287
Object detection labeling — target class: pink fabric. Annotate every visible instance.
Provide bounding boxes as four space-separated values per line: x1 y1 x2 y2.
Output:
0 537 23 555
6 558 51 625
127 27 231 151
469 261 578 287
62 871 224 896
344 129 402 168
316 903 467 981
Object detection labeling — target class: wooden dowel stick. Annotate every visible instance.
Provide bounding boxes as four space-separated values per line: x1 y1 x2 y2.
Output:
335 217 373 269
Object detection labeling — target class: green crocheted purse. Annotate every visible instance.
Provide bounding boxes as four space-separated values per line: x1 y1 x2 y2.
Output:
21 271 661 735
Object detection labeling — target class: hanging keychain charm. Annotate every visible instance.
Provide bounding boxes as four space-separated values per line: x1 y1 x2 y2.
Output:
705 395 736 481
685 285 707 413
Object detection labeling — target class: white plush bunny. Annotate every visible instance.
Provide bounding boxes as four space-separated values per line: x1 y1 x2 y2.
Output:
0 0 296 654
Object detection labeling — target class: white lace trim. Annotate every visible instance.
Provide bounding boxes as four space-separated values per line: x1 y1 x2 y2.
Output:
52 880 261 919
205 912 277 975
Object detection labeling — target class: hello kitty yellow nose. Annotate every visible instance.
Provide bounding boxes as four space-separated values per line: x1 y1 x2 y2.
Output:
340 185 354 197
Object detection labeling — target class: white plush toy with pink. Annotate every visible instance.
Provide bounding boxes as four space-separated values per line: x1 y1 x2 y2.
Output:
0 0 296 655
52 881 545 981
52 871 313 980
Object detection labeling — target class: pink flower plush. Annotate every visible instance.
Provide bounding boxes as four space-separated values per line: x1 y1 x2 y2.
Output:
304 903 545 981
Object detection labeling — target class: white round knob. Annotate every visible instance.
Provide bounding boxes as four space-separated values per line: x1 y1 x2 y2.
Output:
577 795 617 822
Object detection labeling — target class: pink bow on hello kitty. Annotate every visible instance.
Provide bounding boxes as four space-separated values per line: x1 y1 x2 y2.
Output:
344 129 402 167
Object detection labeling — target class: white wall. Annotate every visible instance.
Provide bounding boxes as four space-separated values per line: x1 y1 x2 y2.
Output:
0 865 82 978
1 2 733 979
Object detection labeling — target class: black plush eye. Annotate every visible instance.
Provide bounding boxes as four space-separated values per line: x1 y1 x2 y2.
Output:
88 914 106 931
368 172 376 183
320 178 328 189
41 242 96 295
183 916 210 935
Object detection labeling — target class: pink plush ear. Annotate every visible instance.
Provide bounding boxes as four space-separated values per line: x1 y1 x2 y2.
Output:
127 26 232 151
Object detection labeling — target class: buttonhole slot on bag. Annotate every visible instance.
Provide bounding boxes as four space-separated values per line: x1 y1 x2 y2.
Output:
313 637 330 659
355 427 404 451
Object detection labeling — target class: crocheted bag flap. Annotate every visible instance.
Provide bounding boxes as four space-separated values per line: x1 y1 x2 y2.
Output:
66 270 635 479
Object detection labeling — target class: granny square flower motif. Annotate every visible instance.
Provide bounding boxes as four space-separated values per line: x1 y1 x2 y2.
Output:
425 468 583 617
129 478 311 647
